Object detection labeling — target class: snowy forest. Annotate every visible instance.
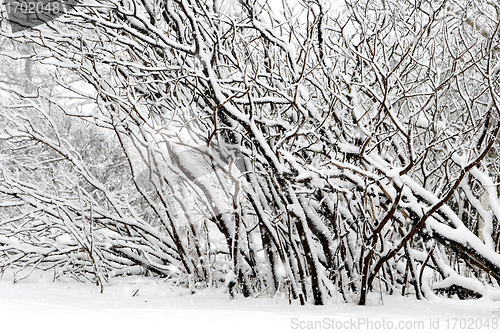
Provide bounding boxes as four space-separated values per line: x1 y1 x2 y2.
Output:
0 0 500 307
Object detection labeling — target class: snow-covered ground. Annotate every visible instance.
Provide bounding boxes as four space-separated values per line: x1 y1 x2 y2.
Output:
0 275 499 333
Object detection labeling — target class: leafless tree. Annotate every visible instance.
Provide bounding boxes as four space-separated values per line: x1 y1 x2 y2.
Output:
1 0 500 305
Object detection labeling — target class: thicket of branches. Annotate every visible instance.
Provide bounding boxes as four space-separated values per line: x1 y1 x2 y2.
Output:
1 0 500 305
